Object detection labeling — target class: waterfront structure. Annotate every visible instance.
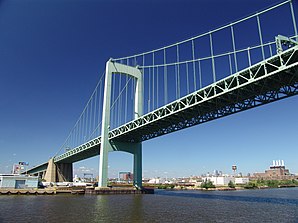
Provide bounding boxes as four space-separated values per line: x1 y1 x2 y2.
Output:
119 172 133 182
25 1 298 188
204 176 235 186
253 160 296 180
0 174 38 189
12 164 21 174
203 176 250 186
235 178 250 185
148 178 165 184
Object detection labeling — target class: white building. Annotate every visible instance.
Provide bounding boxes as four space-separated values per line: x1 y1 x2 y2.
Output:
0 174 38 189
204 176 234 186
148 178 165 184
235 178 249 184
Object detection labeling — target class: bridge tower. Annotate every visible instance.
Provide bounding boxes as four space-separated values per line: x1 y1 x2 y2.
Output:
98 59 143 188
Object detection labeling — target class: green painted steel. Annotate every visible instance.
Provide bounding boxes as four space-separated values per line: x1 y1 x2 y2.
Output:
52 45 298 164
98 60 143 188
27 1 298 188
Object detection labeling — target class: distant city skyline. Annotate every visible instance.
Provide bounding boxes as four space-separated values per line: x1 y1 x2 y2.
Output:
0 0 298 178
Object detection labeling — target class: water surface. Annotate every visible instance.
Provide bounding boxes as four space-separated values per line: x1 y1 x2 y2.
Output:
0 188 297 222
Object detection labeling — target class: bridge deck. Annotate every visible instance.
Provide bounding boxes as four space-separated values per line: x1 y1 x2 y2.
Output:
49 45 298 165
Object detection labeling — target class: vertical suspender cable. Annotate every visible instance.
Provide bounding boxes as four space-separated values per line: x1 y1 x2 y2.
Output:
176 44 180 98
125 73 128 123
247 48 252 79
269 45 273 57
85 105 89 141
186 61 189 94
156 65 159 108
118 72 122 126
247 47 252 67
175 54 178 99
82 112 85 142
152 52 155 109
142 54 145 111
80 118 83 144
257 14 265 60
191 39 197 90
290 0 298 41
99 80 103 135
93 88 97 137
77 122 80 145
130 60 133 101
148 64 151 112
89 97 93 139
163 49 168 104
198 59 202 89
228 54 232 75
231 25 238 73
73 124 76 147
209 32 216 83
87 102 90 140
75 122 78 146
125 59 129 123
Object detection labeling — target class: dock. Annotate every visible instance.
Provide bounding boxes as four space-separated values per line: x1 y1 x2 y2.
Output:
85 187 154 195
0 189 56 195
0 187 154 195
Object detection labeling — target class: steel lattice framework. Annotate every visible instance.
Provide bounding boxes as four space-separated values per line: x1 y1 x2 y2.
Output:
52 45 298 164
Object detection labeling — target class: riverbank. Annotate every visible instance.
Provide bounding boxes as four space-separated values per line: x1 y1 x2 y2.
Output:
154 184 298 191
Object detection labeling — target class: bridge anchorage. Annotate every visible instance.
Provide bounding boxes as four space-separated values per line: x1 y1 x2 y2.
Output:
25 0 298 189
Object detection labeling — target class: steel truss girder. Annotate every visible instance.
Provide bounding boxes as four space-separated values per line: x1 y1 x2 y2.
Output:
109 45 298 142
53 45 298 164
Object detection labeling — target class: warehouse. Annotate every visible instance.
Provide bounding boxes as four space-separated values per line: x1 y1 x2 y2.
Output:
0 174 38 189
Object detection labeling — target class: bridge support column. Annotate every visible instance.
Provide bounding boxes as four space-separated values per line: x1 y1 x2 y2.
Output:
44 158 56 182
133 143 142 188
109 141 143 188
98 59 143 188
56 163 73 182
43 158 73 182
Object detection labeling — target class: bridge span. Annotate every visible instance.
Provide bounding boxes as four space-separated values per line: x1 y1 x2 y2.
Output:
26 0 298 188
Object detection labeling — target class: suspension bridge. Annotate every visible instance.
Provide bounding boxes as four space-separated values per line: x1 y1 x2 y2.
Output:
26 0 298 188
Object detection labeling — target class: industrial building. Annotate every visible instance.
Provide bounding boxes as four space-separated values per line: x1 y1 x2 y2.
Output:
235 177 250 185
253 160 296 180
0 174 38 189
118 172 133 182
203 176 234 186
203 176 250 186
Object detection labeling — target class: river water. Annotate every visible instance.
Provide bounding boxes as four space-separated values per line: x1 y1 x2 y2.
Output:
0 188 297 223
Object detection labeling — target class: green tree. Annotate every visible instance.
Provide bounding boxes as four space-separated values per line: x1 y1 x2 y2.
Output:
201 180 215 189
244 182 257 189
228 180 235 188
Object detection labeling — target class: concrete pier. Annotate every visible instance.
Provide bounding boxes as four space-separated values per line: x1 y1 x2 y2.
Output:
87 187 154 195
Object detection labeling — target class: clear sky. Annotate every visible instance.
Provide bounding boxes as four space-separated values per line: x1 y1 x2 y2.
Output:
0 0 297 178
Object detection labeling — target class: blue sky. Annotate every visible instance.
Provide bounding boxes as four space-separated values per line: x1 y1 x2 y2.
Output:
0 0 297 178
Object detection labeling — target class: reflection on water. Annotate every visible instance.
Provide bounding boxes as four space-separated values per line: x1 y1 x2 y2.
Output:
0 188 297 223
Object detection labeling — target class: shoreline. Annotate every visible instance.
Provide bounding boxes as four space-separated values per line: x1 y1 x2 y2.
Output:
0 184 296 195
164 185 298 191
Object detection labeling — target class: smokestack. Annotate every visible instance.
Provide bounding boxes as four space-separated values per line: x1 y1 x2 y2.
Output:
273 160 276 167
281 160 284 166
